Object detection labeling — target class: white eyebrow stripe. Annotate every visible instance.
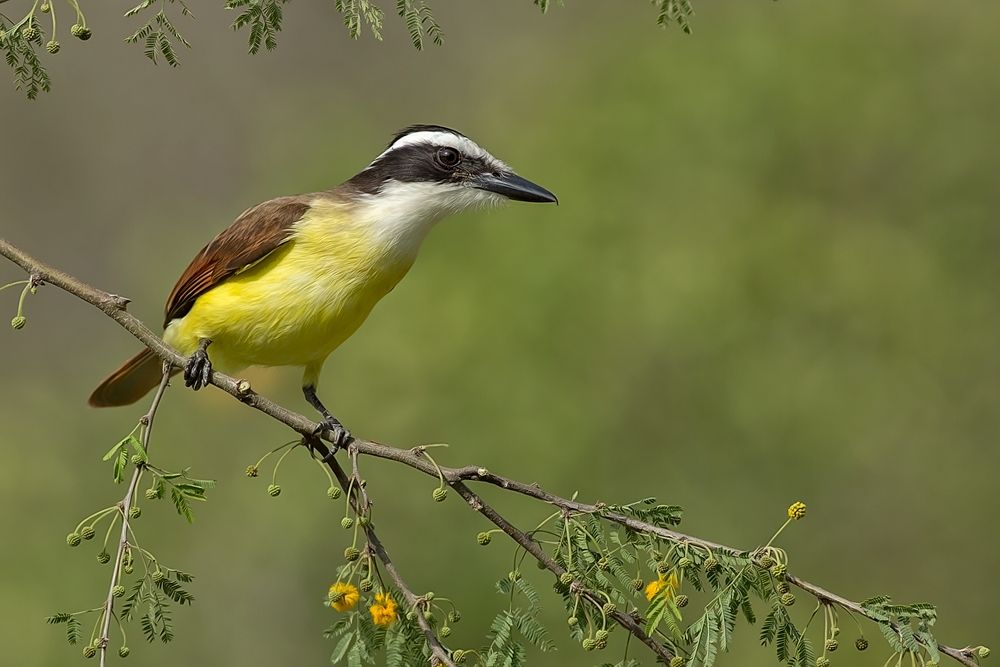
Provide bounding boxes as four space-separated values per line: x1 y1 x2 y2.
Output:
371 131 510 172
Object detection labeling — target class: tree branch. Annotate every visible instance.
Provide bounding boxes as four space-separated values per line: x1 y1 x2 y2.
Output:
0 236 981 667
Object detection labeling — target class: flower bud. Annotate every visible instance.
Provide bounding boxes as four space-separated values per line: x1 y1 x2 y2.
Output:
327 486 341 499
451 649 466 664
770 563 787 579
704 557 720 573
670 657 685 667
130 454 142 466
406 611 418 621
432 487 448 502
559 572 573 585
21 27 39 41
675 594 689 608
83 645 96 658
816 658 830 667
477 532 491 546
41 3 51 12
246 465 259 477
358 516 370 527
267 484 281 497
145 489 158 500
758 555 776 570
328 591 343 603
656 561 670 574
118 646 130 658
67 532 82 547
129 507 141 519
597 557 610 570
567 617 578 627
11 316 26 330
536 559 547 569
97 551 111 564
632 578 644 591
602 603 616 616
344 547 360 562
595 639 607 651
425 591 436 600
360 578 374 592
678 557 694 571
582 638 596 651
825 639 838 652
787 502 807 520
440 626 451 638
855 638 868 651
780 592 795 606
113 585 126 598
423 610 436 625
448 611 461 624
81 526 96 540
595 629 609 642
979 647 991 659
341 517 354 530
124 564 134 575
777 582 790 595
508 571 520 582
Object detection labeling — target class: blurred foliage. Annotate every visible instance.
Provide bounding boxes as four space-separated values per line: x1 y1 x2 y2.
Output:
1 0 999 665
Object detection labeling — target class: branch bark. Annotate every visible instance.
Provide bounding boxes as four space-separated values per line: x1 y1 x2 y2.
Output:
0 237 981 667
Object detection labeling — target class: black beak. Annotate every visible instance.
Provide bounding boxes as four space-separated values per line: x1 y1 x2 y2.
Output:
474 172 558 204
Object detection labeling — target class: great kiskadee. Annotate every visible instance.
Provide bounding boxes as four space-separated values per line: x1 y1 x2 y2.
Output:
88 125 557 445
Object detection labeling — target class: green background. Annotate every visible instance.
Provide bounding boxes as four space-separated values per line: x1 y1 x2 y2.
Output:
1 0 997 665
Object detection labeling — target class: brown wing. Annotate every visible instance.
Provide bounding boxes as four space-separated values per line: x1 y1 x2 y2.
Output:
163 196 311 327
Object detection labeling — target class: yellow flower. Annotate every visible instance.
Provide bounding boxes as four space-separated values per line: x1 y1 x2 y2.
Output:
369 592 398 627
788 502 807 521
329 582 360 612
645 573 679 602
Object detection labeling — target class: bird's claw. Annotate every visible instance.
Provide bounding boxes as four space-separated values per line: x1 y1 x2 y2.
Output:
314 417 352 451
183 348 212 390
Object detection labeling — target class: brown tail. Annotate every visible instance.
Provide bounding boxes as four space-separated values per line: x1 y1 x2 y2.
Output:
88 349 172 407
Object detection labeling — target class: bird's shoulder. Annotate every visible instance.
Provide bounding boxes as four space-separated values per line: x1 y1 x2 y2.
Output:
162 192 341 327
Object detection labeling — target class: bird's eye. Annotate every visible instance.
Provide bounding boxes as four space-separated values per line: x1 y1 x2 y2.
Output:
436 147 461 168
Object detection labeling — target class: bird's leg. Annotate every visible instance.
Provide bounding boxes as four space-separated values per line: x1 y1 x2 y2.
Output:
303 384 352 451
183 338 213 391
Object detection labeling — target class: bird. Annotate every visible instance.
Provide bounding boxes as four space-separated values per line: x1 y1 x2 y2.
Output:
88 124 557 447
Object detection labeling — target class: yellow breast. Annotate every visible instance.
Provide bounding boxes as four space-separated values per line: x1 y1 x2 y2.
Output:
163 200 417 374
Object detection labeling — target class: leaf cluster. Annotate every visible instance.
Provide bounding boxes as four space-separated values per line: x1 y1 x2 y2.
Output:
325 589 431 667
124 0 192 67
0 13 51 99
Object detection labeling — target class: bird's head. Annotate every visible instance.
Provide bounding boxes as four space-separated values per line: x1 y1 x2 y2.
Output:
346 125 557 223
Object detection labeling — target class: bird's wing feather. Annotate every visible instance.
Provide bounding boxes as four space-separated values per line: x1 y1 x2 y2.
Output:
163 196 312 327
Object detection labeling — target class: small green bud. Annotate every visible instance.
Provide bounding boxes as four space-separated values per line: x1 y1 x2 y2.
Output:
816 658 830 667
770 563 787 579
447 611 461 623
83 645 97 658
423 610 436 625
328 590 343 603
597 557 610 570
11 315 26 330
93 638 103 648
112 585 126 598
145 488 158 500
704 557 720 573
267 484 281 497
678 557 694 571
425 591 436 601
670 657 685 667
777 581 790 595
432 487 448 502
128 507 141 519
440 626 451 638
327 486 341 499
477 532 492 546
632 578 644 591
825 639 838 652
246 465 259 477
595 639 607 651
567 617 578 627
41 3 51 12
118 646 130 658
780 592 795 606
675 594 689 608
341 517 354 530
656 560 670 574
602 603 616 616
406 611 418 622
130 454 142 466
123 564 134 575
507 571 520 582
559 572 573 585
357 516 370 527
979 647 991 659
344 547 360 562
76 26 92 40
71 24 84 36
595 629 609 642
451 649 466 664
152 570 165 583
360 578 374 592
758 555 776 570
67 532 82 547
81 526 96 540
97 551 111 564
855 638 868 651
832 627 840 637
536 559 547 569
21 27 39 41
582 638 596 651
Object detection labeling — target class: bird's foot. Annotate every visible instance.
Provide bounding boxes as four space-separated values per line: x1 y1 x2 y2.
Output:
183 348 212 390
314 417 352 451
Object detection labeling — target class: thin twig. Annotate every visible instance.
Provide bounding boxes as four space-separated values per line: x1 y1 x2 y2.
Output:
0 237 980 667
98 365 170 667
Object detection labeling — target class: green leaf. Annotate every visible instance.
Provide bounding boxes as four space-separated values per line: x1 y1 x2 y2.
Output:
331 632 353 663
